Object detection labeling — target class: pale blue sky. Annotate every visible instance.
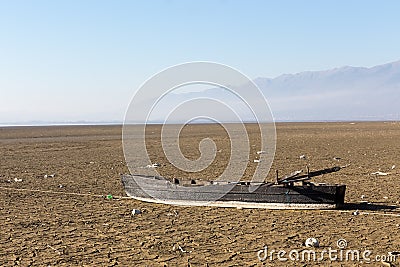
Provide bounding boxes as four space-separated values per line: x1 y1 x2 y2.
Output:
1 0 400 124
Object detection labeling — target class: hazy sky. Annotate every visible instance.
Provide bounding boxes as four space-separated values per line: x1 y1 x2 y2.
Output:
1 0 400 124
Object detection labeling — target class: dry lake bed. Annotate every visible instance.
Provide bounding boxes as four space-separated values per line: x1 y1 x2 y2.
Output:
1 122 399 266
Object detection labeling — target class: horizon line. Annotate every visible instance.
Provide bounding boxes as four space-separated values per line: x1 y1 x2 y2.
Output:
1 119 399 127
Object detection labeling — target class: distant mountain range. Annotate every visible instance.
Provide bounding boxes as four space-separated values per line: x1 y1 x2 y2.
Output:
5 60 399 126
252 60 400 121
157 60 400 122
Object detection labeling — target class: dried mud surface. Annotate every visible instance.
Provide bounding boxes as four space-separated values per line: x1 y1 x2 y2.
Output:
0 122 400 266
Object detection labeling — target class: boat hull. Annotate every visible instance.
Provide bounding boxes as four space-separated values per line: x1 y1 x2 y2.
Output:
122 175 346 209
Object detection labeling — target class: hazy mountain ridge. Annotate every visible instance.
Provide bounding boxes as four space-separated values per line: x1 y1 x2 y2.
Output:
252 60 400 120
138 60 400 122
168 60 400 121
254 60 400 93
9 61 399 125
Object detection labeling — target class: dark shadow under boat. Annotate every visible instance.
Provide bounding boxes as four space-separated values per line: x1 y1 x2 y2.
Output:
340 202 398 211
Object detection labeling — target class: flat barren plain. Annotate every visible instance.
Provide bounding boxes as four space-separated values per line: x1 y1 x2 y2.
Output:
0 122 399 266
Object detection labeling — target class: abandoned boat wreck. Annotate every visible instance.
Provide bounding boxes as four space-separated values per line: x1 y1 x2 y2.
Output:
122 166 346 209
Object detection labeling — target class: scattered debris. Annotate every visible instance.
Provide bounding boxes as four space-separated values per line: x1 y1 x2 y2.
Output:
44 174 56 178
352 210 360 216
47 244 61 255
391 165 396 170
106 194 113 200
305 238 319 248
361 195 365 199
253 159 261 163
371 171 389 176
131 209 141 215
173 244 191 253
299 155 306 160
383 196 389 200
58 184 63 188
166 210 178 217
333 157 341 161
381 259 397 267
146 163 161 168
257 150 266 155
89 161 95 164
388 251 400 256
14 178 22 182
